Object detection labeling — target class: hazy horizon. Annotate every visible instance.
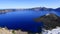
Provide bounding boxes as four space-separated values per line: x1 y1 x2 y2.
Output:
0 0 60 9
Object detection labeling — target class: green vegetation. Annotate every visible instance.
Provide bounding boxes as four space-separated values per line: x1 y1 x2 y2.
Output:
12 30 15 34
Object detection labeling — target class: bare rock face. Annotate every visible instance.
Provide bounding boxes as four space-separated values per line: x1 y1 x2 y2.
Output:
35 13 60 30
0 28 12 34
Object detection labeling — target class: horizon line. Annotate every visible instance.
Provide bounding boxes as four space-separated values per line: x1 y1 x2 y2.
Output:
0 7 60 9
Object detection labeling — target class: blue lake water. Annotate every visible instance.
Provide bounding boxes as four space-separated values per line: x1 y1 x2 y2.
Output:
0 10 60 32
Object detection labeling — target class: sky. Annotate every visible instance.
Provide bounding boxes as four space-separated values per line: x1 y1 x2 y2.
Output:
0 0 60 9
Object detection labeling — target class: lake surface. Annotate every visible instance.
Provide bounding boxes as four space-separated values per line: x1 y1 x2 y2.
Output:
0 10 60 32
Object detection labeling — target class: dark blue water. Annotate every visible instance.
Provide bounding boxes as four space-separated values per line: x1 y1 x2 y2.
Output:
0 10 60 32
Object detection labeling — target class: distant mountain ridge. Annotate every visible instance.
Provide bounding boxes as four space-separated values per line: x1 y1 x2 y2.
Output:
0 7 60 14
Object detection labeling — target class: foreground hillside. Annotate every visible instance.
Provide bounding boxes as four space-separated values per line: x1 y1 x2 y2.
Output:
0 27 28 34
0 27 60 34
